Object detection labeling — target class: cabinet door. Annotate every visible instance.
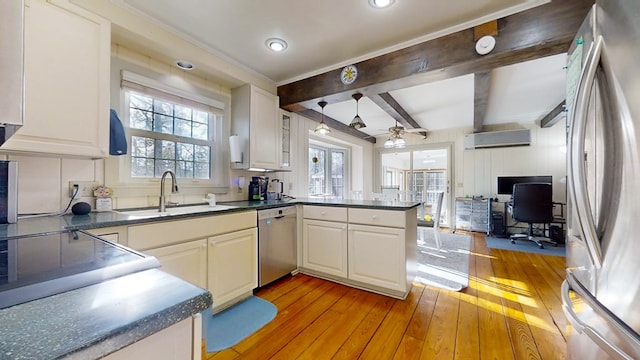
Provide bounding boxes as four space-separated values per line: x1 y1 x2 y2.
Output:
302 219 348 278
280 110 291 169
208 228 258 307
3 0 110 157
144 239 208 289
348 224 406 292
103 316 197 360
86 226 128 244
249 86 279 169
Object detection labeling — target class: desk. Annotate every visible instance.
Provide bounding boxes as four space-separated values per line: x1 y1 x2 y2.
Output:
496 201 566 240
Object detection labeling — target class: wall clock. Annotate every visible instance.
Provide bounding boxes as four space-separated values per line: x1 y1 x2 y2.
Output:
340 64 358 85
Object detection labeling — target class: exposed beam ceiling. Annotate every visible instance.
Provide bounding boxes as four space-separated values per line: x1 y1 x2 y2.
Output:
473 71 492 133
279 0 592 122
297 109 377 143
369 93 427 138
540 100 567 128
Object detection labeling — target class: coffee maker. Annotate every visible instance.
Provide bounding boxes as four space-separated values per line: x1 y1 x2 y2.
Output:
248 176 268 201
267 179 284 200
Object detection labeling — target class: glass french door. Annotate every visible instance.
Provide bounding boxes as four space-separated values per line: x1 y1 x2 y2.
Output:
380 146 450 226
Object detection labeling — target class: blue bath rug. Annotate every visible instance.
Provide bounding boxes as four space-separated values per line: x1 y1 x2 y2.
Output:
203 296 277 352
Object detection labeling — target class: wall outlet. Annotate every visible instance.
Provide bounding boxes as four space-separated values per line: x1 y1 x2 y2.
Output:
69 181 98 198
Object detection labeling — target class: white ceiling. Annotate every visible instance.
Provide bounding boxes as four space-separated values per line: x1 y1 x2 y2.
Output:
111 0 567 136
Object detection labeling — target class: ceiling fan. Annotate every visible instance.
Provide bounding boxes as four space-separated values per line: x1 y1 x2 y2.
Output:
380 121 427 148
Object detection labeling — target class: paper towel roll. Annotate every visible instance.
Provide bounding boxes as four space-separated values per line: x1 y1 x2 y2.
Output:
229 135 242 163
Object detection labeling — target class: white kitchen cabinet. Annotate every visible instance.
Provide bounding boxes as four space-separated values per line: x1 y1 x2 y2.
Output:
302 219 348 278
208 228 257 309
144 239 208 289
300 205 417 299
2 0 110 158
348 224 406 292
231 84 280 170
103 314 202 360
280 110 292 169
125 210 258 310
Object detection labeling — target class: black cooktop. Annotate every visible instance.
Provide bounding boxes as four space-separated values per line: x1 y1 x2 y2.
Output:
0 230 159 309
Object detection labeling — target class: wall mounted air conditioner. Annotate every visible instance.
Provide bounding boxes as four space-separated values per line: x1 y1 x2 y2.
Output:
463 129 531 149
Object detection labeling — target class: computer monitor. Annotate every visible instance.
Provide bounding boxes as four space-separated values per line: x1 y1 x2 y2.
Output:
497 175 552 195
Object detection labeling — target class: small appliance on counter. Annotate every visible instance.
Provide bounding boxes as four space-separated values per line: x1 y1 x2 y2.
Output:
248 176 268 201
267 179 284 200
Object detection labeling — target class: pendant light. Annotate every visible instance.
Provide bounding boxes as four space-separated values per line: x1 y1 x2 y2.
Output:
314 101 331 135
349 93 366 129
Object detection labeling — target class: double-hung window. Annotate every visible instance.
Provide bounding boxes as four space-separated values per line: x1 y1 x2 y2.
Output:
120 72 225 184
126 91 214 179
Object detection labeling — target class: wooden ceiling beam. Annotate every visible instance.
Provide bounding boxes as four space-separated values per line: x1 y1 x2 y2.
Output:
369 93 427 137
473 71 492 133
540 100 567 128
369 93 418 129
278 0 592 112
296 109 376 143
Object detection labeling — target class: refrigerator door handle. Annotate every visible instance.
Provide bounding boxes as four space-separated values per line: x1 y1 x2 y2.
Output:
567 35 604 269
562 272 640 360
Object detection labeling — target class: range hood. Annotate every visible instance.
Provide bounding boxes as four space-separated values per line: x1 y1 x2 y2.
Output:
464 129 531 149
0 0 25 146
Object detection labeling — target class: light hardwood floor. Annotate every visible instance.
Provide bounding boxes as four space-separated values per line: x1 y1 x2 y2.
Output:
204 232 567 359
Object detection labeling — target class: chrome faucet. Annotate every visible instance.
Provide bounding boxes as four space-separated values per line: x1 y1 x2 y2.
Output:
159 170 179 212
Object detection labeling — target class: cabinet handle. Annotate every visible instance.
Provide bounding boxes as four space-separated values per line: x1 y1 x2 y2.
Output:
202 243 207 248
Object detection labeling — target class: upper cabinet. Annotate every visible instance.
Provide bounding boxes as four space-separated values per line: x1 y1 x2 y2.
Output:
231 84 280 171
1 0 110 158
280 110 291 170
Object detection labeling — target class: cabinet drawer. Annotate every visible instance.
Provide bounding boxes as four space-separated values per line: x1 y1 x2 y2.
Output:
348 208 406 228
303 205 347 222
128 210 256 250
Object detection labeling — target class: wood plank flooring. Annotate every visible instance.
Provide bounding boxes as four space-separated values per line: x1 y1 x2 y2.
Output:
204 232 567 359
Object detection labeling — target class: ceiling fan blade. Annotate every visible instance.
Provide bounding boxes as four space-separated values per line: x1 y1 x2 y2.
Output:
404 128 427 132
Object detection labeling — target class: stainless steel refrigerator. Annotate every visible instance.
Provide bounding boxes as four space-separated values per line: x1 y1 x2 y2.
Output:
564 0 640 359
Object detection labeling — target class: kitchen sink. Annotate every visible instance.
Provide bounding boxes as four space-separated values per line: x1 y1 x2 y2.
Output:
116 204 238 218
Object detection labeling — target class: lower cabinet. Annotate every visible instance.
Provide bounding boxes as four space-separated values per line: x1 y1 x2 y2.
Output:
301 205 417 299
302 219 348 278
348 224 406 292
208 228 258 308
144 239 208 290
103 314 202 360
122 210 257 309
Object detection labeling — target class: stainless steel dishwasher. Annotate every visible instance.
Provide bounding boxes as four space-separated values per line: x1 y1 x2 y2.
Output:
257 206 297 287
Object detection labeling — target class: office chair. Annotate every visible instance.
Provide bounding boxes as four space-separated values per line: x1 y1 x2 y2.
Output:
510 182 557 249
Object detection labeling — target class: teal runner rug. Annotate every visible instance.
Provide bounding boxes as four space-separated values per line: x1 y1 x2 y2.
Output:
203 296 277 352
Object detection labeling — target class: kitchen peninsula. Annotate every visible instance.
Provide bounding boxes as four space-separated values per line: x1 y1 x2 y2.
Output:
0 198 419 359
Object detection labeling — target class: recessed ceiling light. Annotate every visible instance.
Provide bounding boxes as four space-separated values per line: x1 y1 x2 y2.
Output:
175 60 194 70
265 38 288 52
369 0 395 9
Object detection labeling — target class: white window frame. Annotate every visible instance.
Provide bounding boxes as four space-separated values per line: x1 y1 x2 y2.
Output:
123 90 219 180
106 70 230 195
308 140 350 199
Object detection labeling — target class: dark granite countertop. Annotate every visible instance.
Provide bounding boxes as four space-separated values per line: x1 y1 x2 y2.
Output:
0 197 417 358
0 269 212 359
0 198 420 239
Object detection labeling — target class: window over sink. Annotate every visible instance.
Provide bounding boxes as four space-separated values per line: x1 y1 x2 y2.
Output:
125 90 216 179
105 68 230 195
